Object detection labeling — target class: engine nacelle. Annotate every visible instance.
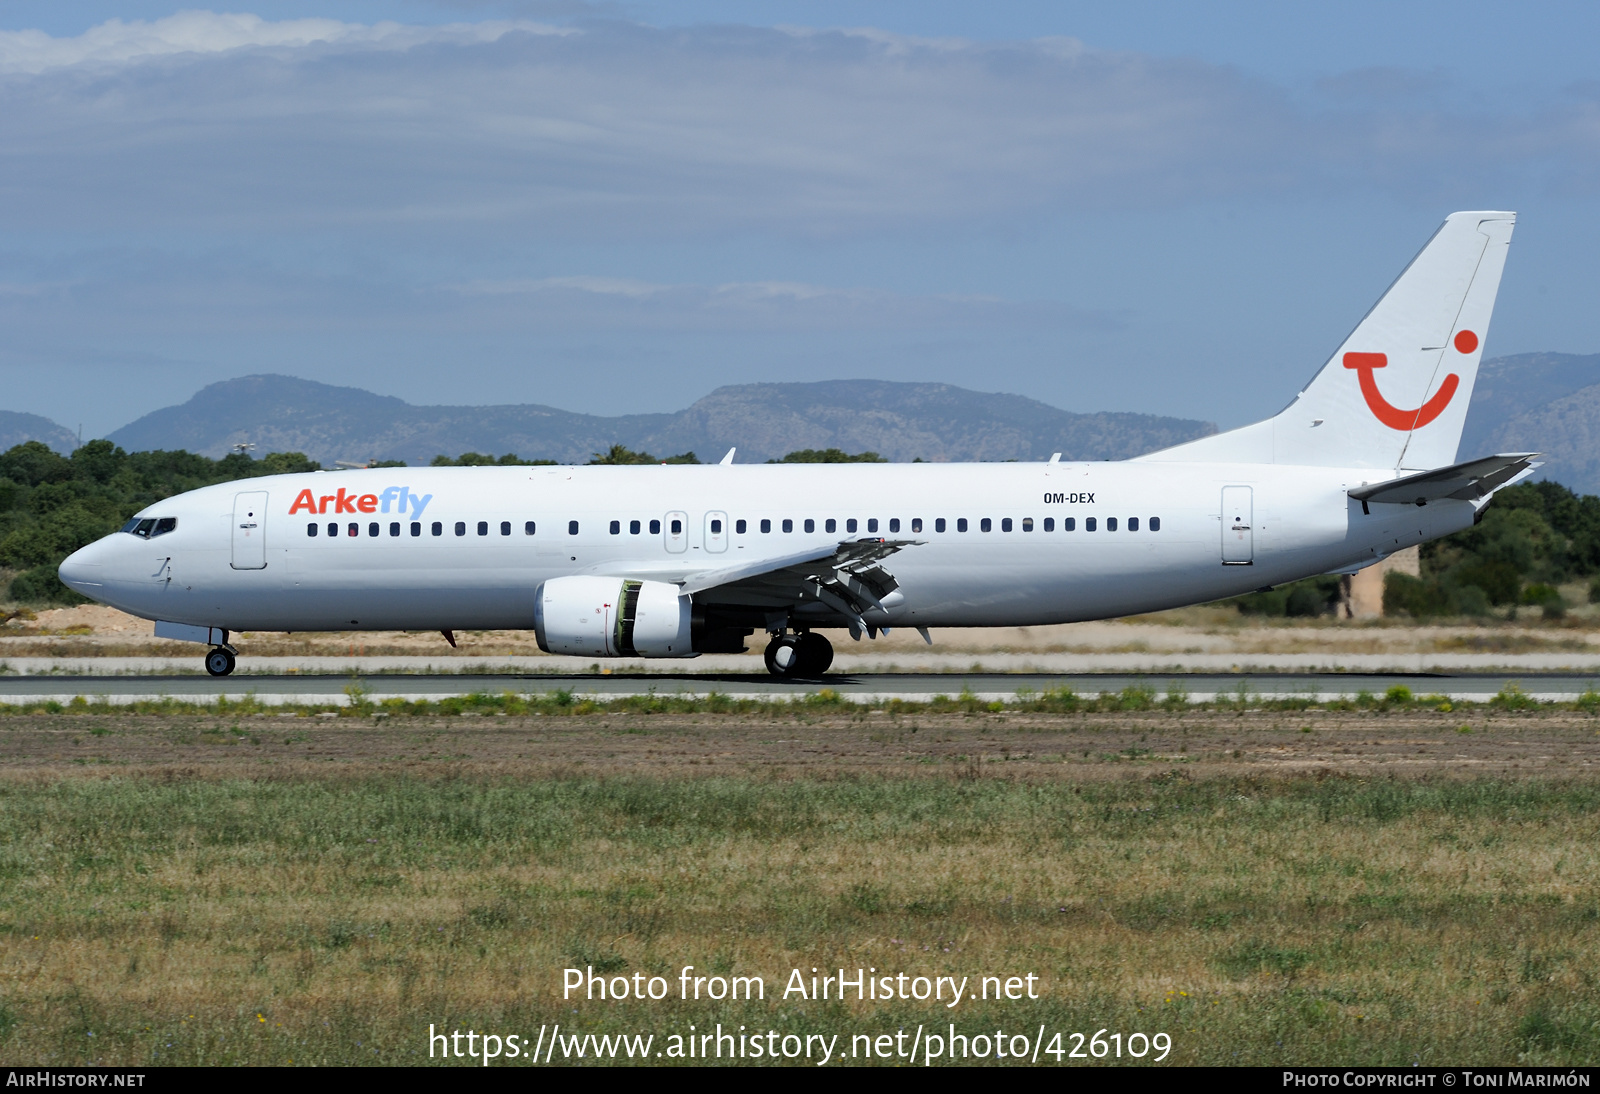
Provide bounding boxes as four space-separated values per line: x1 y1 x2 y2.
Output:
533 576 694 658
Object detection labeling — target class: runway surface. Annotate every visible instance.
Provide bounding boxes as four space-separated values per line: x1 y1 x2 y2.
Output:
1 670 1596 705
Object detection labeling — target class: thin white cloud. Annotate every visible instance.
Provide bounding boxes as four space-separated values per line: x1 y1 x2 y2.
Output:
0 11 561 75
439 274 1111 331
455 275 670 298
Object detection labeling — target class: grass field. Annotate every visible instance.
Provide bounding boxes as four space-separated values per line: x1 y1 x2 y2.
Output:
3 709 1600 1068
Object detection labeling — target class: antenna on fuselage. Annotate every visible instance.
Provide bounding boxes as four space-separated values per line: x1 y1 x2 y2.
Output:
719 448 736 465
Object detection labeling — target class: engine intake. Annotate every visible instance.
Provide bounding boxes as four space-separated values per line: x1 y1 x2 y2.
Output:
533 576 693 657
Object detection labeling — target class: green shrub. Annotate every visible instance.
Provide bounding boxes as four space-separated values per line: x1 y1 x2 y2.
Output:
1384 572 1494 618
1285 585 1327 617
1451 559 1522 605
1231 576 1339 617
9 566 87 605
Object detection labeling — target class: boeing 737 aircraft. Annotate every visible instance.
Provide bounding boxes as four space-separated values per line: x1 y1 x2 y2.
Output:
60 211 1532 678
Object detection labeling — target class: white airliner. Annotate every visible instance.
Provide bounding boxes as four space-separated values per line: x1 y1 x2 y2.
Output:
60 211 1532 678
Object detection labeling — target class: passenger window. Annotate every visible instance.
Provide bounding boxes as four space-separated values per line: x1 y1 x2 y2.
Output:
1022 517 1033 532
761 519 772 533
735 519 746 534
569 520 580 535
1107 517 1118 532
910 518 920 533
957 518 968 532
847 518 858 533
650 519 661 534
935 518 946 533
348 523 359 538
477 521 489 536
455 522 466 536
432 522 443 536
328 523 338 537
670 519 681 534
824 518 836 533
1043 517 1054 532
711 519 722 534
525 521 536 535
782 519 793 533
1150 517 1161 531
307 522 318 537
153 518 177 536
1128 517 1139 531
369 522 380 537
610 520 621 535
805 519 815 533
411 522 422 537
501 521 511 536
631 520 641 535
980 518 992 532
1086 517 1097 532
867 518 877 533
389 522 400 537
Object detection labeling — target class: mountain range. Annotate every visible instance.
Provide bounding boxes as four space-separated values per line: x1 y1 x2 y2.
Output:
1 352 1596 485
0 412 80 456
97 375 1218 466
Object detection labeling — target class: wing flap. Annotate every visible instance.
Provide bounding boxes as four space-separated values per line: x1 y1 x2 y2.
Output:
681 537 923 638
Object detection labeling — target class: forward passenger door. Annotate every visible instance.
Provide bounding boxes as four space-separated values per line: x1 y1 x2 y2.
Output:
232 492 268 570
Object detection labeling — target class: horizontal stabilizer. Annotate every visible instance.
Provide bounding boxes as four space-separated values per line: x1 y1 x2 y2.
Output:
1349 453 1539 507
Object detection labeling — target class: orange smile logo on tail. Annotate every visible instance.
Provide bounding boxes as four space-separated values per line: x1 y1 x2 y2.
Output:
1343 329 1475 431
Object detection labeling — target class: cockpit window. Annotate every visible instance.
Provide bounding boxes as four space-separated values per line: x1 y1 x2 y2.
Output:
122 517 176 538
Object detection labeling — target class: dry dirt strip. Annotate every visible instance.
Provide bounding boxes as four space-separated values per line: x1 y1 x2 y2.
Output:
3 709 1599 780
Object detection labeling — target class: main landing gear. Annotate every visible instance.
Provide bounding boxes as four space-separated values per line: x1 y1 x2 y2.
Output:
204 646 237 677
764 631 834 678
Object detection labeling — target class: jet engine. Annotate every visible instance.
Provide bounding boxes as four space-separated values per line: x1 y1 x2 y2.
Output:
533 576 693 657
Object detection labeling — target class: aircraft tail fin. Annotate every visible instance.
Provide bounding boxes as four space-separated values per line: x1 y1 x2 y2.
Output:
1139 211 1515 470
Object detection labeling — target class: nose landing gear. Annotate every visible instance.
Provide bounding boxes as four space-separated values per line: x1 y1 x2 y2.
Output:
763 631 834 678
204 646 237 677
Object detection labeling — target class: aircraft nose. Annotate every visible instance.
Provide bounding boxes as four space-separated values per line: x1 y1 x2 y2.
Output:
58 539 110 595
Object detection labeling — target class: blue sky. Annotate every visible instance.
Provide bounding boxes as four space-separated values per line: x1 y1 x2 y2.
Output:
2 2 1598 438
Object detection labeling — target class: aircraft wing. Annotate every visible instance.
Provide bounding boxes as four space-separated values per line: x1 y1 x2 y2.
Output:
1349 453 1539 508
682 537 923 638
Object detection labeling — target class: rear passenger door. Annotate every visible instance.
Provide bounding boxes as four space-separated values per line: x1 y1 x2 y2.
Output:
1221 486 1253 565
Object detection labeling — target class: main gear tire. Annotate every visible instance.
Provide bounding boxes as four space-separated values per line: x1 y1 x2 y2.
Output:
763 635 802 677
204 647 236 677
794 632 834 676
